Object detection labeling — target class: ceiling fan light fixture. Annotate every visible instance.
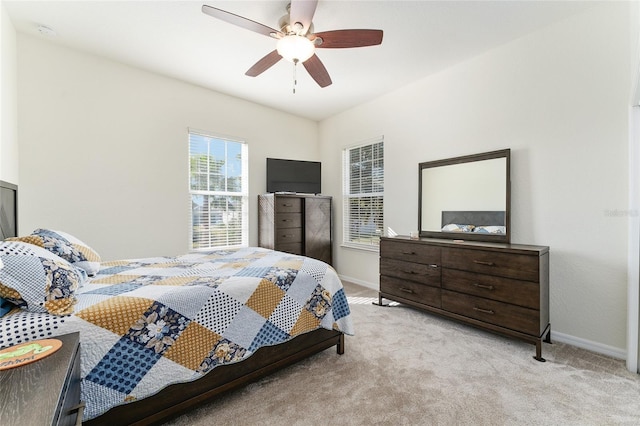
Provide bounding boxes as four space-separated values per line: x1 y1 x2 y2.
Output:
202 2 383 89
276 35 315 63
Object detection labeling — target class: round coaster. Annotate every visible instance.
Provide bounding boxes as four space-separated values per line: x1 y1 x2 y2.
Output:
0 339 63 370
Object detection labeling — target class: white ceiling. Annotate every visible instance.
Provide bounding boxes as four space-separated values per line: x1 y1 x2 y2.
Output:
4 0 597 121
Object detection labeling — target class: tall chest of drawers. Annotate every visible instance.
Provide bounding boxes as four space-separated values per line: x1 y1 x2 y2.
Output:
258 194 332 265
379 236 550 361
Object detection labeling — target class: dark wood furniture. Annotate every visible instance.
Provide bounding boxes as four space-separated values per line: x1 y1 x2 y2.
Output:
258 194 332 265
0 180 18 239
379 236 550 361
86 329 344 426
0 332 82 426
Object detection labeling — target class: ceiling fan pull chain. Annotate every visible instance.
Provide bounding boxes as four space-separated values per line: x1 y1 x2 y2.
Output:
293 59 298 94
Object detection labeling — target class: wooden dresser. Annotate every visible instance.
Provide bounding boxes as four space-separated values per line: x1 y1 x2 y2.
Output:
258 194 332 265
379 236 550 361
0 332 83 425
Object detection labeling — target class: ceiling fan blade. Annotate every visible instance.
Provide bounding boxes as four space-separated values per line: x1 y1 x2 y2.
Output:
303 54 332 88
313 29 383 48
202 5 282 38
245 50 283 77
289 0 318 35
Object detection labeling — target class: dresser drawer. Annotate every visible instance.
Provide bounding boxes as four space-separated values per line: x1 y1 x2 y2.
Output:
275 227 302 244
380 239 440 265
275 197 302 213
275 213 302 229
442 247 539 282
380 257 441 287
276 242 303 255
442 290 541 336
380 276 441 308
442 269 539 309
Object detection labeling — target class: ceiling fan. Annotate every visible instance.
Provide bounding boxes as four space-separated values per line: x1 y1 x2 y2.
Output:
202 1 383 89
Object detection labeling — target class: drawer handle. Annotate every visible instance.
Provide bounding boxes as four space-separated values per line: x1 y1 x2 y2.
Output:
473 283 494 291
473 260 495 266
69 401 86 426
282 203 293 207
401 251 416 255
428 264 439 269
402 270 417 275
400 287 415 294
282 234 293 238
473 307 495 315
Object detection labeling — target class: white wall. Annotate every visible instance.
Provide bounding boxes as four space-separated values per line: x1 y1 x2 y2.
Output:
17 35 318 261
320 2 632 353
629 0 640 373
0 2 18 184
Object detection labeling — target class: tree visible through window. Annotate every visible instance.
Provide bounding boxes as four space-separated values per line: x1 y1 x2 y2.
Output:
343 138 384 248
189 130 248 250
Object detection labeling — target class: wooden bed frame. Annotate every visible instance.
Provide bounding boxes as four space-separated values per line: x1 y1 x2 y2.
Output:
1 183 346 425
84 318 344 425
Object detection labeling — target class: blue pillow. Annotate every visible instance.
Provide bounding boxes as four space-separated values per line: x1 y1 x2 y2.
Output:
0 297 12 317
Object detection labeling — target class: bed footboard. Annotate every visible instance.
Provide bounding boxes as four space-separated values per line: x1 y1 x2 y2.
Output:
85 328 344 426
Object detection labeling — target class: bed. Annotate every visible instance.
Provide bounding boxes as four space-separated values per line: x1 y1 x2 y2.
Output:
441 210 506 234
0 222 353 424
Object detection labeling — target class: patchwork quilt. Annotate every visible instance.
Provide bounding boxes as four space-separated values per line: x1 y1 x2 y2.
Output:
0 247 354 421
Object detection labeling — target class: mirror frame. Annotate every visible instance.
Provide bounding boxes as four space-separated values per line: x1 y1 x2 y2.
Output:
418 149 511 243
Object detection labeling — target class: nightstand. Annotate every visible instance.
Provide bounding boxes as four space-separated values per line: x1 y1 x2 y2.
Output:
0 332 83 426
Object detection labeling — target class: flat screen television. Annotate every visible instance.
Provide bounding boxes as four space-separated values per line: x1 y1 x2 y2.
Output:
266 158 321 194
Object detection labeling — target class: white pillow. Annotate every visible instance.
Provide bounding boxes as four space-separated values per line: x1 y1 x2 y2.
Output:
473 225 506 234
7 229 101 276
0 241 87 315
442 224 475 232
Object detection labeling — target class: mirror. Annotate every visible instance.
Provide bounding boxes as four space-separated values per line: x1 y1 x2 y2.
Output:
418 149 510 243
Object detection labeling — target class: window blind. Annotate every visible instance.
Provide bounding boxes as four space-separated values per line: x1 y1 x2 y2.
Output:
189 130 248 250
343 137 384 248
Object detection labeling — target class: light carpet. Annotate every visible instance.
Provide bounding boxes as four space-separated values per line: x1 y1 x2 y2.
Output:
166 298 640 425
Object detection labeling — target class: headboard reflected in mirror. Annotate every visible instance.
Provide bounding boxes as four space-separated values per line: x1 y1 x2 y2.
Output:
418 149 510 243
0 180 18 239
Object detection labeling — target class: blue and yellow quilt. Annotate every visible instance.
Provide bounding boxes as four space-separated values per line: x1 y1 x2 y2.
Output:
0 247 353 420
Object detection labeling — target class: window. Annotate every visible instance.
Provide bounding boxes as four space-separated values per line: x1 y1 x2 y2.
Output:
342 137 384 249
189 130 248 250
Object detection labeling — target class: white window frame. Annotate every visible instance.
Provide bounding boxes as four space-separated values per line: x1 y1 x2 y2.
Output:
342 136 384 251
188 129 248 251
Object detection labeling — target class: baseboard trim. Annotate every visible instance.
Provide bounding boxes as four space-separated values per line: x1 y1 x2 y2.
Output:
551 330 626 360
338 275 377 291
